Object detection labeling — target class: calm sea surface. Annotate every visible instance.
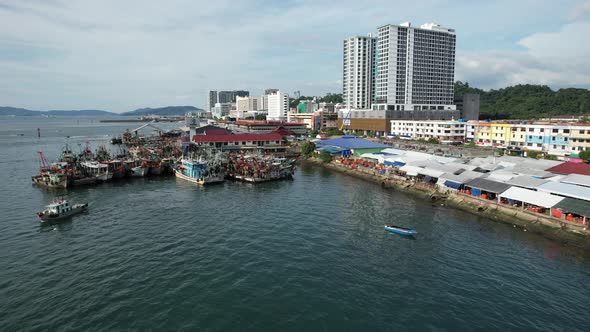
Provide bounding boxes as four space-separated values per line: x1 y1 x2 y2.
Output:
0 116 589 331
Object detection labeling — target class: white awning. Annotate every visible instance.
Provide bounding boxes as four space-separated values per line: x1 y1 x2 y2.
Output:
500 187 564 208
399 165 422 176
418 167 446 178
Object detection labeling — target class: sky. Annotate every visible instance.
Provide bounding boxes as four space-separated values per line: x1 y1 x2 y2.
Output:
0 0 589 112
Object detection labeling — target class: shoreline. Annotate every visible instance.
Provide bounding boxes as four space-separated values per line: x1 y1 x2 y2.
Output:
303 158 590 250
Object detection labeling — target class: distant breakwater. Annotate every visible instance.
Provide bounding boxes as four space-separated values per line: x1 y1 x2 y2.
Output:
303 158 590 250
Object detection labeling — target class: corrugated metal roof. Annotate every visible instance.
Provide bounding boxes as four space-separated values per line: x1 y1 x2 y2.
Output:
536 181 590 201
546 162 590 176
509 176 549 189
399 165 422 176
465 178 512 194
439 170 485 184
560 174 590 188
487 170 517 182
499 187 564 208
418 167 446 178
554 198 590 216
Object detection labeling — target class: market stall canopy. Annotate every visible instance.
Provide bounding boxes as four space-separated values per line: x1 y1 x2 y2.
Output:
418 167 446 178
509 176 549 189
439 170 486 185
399 165 422 177
554 198 590 217
560 174 590 188
535 181 590 201
499 187 564 208
464 178 512 194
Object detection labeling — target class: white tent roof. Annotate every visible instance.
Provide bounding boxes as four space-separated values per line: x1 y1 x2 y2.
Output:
500 187 564 208
439 170 486 184
418 167 446 178
487 170 517 182
560 174 590 188
399 165 422 176
536 181 590 201
509 176 549 189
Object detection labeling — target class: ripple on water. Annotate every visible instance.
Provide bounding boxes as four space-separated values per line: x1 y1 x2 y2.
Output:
1 122 590 331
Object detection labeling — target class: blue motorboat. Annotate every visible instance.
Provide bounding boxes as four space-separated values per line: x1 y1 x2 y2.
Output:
384 225 417 236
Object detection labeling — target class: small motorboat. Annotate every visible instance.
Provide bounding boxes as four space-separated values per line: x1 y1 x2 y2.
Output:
37 198 88 223
384 225 417 236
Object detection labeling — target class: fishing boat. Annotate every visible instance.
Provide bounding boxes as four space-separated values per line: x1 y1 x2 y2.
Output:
384 225 417 236
227 154 295 183
106 160 125 179
174 158 224 185
146 160 164 175
80 161 113 182
32 173 68 188
37 198 88 223
32 152 69 188
130 160 149 177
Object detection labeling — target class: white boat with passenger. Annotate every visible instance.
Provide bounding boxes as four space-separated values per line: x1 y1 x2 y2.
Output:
37 198 88 223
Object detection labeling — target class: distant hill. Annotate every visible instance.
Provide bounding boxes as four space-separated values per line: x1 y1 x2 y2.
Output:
0 106 41 116
0 106 117 116
0 105 206 117
454 82 590 120
122 106 204 116
46 110 116 116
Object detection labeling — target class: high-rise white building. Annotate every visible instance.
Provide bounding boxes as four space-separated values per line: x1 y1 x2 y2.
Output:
373 22 456 112
342 35 375 110
267 91 289 121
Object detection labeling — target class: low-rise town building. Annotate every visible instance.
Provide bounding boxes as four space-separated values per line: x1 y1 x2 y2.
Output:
390 120 466 143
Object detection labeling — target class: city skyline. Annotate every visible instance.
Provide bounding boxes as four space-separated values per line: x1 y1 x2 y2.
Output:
0 0 589 112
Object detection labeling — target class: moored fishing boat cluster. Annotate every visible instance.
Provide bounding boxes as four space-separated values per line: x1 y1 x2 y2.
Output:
32 139 181 189
32 120 300 189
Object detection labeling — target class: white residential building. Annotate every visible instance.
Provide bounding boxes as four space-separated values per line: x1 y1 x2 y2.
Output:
236 96 264 113
391 120 466 143
374 22 456 112
343 35 375 109
267 91 289 121
212 102 232 118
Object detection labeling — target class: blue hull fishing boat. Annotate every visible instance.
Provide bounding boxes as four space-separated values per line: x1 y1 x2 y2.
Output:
384 225 417 236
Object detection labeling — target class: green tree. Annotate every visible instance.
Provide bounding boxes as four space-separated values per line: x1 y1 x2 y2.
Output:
319 150 332 163
427 138 439 144
544 154 558 160
454 82 590 120
579 150 590 160
318 93 343 104
527 151 539 159
310 130 319 138
301 141 316 157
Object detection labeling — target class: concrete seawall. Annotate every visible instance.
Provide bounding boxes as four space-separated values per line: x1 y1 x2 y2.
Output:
303 158 590 250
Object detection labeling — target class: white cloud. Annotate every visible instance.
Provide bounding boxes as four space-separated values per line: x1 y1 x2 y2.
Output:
567 1 590 21
0 0 586 111
457 22 590 89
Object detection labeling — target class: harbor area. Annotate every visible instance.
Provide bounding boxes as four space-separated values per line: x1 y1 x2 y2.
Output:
31 120 300 189
306 135 590 247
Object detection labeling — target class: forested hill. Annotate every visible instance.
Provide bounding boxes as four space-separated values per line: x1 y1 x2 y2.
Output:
454 82 590 120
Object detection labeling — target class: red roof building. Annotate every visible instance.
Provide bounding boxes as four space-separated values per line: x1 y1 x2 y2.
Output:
546 162 590 176
191 133 285 151
232 120 308 136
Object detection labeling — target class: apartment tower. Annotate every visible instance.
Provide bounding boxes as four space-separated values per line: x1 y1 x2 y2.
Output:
342 35 375 109
374 22 456 112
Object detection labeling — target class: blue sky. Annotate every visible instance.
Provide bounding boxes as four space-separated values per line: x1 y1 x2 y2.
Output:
0 0 589 112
